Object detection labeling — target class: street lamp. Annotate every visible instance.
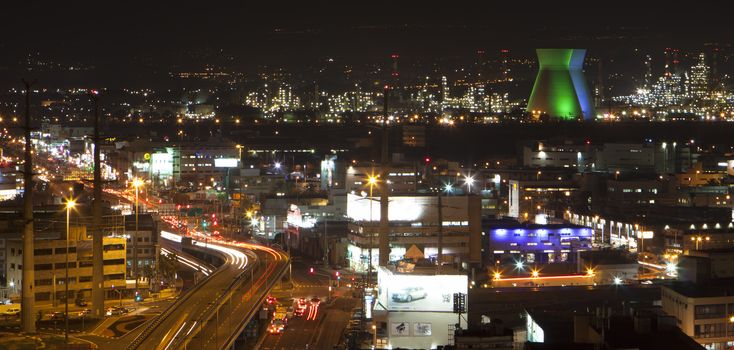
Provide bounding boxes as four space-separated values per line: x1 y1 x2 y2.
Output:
463 174 475 194
235 144 244 161
65 199 76 345
691 236 710 250
132 178 144 294
367 174 378 287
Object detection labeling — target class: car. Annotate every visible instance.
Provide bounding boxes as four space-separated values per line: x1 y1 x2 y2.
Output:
286 306 294 319
310 297 320 305
391 287 428 303
78 309 92 317
105 307 124 316
1 307 21 316
268 319 286 334
49 311 65 320
75 299 88 307
266 296 277 305
294 299 307 317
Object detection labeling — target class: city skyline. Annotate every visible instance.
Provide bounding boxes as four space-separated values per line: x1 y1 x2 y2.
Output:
3 3 734 350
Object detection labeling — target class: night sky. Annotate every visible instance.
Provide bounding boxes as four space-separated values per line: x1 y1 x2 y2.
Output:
1 1 732 83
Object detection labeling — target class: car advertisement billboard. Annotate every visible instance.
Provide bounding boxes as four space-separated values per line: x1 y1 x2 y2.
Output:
377 269 468 312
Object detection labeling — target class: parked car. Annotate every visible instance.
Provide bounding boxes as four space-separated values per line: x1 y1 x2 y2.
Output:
1 306 21 316
391 287 428 303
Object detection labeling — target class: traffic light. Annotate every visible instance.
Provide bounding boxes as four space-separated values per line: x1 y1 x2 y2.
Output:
424 156 431 164
309 267 314 274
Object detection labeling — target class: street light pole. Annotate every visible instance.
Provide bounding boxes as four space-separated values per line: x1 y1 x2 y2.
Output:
367 176 377 287
65 199 75 345
133 179 143 295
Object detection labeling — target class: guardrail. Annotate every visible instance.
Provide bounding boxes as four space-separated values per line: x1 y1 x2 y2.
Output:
220 252 290 349
172 250 260 350
125 243 230 350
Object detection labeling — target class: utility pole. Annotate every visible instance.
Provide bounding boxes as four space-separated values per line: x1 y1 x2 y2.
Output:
378 84 390 267
21 79 36 333
437 194 443 274
91 90 105 319
323 219 328 267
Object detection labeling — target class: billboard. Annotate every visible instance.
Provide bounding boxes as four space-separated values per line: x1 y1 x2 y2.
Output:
150 152 174 177
346 193 468 223
214 158 238 168
377 268 468 312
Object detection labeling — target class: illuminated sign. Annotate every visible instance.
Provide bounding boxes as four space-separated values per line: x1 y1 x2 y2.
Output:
377 268 467 312
286 204 316 229
347 193 470 223
639 231 654 239
214 158 238 168
320 155 336 190
150 152 173 176
489 226 593 253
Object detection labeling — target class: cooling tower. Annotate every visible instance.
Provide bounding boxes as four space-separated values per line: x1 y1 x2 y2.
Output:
527 49 595 120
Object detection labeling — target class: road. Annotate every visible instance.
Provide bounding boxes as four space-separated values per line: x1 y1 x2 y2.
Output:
127 231 263 350
180 241 288 350
260 264 358 350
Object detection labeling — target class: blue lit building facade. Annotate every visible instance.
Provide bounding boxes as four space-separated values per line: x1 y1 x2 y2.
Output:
484 223 593 265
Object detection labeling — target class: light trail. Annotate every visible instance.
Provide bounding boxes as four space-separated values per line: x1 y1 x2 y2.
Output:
638 260 665 270
185 321 198 336
163 322 187 350
160 230 248 269
161 247 212 276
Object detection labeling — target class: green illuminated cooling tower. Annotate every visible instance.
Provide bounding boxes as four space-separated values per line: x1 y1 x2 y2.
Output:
527 49 595 120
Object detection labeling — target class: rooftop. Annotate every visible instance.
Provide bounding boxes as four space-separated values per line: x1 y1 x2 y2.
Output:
665 280 734 298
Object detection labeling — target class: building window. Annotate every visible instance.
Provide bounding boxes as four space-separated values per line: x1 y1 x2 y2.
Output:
694 304 725 319
35 292 51 301
55 247 77 254
694 323 725 338
34 248 53 256
34 263 53 271
103 259 125 266
55 262 77 269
